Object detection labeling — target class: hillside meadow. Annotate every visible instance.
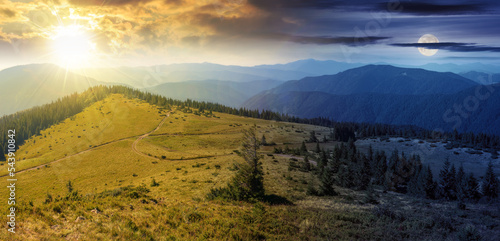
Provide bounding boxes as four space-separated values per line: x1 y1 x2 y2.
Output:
1 94 498 240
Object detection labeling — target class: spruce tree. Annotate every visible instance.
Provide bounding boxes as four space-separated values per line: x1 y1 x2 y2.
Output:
439 159 451 200
315 142 321 153
284 145 291 154
300 141 308 155
465 173 480 201
384 149 399 191
302 156 311 172
359 155 372 190
309 131 318 143
261 134 267 146
424 165 436 199
319 163 337 196
367 145 374 163
318 149 329 174
224 125 265 200
447 164 457 200
456 165 467 202
482 161 499 199
347 137 356 154
0 144 5 162
408 165 425 197
374 151 387 185
338 164 351 188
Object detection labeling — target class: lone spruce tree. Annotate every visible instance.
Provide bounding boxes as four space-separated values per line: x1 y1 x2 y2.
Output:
236 125 265 199
207 125 264 201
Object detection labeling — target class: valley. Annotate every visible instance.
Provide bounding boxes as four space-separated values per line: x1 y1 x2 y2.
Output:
356 137 499 178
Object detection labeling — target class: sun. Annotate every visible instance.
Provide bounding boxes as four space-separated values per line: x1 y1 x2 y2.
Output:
51 25 96 68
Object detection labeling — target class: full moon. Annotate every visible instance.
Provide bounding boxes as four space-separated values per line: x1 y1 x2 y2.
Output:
418 34 439 56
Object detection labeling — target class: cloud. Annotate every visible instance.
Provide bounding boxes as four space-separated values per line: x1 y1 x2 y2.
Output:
0 7 17 18
68 0 155 6
163 0 184 6
391 2 486 15
390 42 500 52
262 33 390 46
0 0 497 67
248 0 495 15
248 0 342 10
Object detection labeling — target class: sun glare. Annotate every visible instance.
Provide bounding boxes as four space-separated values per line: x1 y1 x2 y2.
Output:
51 25 95 68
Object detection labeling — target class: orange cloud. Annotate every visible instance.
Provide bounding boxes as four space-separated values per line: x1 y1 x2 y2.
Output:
0 0 280 65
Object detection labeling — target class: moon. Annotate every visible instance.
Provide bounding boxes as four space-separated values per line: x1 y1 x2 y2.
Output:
418 34 439 56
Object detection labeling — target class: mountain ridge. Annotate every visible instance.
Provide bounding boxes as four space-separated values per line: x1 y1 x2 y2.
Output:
243 84 500 135
264 64 478 96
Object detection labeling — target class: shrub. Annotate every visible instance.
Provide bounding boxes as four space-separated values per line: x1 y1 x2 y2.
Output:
457 224 481 241
151 178 160 187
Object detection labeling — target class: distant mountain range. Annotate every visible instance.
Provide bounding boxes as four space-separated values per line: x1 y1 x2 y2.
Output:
0 64 109 116
81 59 364 88
243 87 500 135
146 79 283 107
2 60 500 136
411 62 500 74
262 65 478 96
459 71 500 85
243 65 500 135
81 64 303 88
0 60 364 114
255 59 364 76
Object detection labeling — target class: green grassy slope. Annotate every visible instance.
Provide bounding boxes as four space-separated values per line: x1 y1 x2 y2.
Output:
1 94 498 240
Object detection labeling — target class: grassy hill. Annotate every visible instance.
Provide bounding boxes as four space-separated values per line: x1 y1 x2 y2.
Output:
1 93 498 240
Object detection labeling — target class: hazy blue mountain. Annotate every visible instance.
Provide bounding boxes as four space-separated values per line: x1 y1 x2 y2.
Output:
80 60 368 89
407 62 500 74
146 79 283 107
255 59 364 76
0 64 111 116
459 71 500 85
243 84 500 135
266 65 478 96
82 63 308 88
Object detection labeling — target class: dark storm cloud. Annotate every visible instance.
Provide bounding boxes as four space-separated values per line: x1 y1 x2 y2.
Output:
263 33 390 46
190 11 388 46
248 0 387 12
391 42 500 52
385 2 486 15
249 0 494 15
